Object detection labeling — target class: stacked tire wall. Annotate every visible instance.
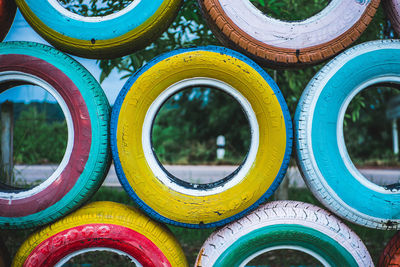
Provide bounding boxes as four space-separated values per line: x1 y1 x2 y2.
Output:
1 0 400 266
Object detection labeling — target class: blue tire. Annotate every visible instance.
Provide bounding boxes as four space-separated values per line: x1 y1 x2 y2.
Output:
295 40 400 229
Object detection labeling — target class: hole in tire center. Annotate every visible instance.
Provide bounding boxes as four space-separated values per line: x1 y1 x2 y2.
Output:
57 0 134 17
249 0 330 21
343 85 400 190
245 248 324 266
151 86 251 187
58 249 138 267
0 84 68 191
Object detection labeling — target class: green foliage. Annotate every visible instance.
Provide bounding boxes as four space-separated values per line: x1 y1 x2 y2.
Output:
345 87 400 165
250 0 329 21
66 0 399 165
98 0 217 82
152 88 250 164
13 106 67 164
58 0 132 17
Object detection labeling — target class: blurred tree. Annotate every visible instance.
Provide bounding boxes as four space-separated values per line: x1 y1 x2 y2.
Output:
59 0 399 165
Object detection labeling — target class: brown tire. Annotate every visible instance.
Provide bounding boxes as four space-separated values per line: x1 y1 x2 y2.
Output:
0 0 16 41
198 0 380 68
379 231 400 267
383 0 400 35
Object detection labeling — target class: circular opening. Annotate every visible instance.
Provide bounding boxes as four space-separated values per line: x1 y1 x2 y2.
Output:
249 0 330 21
56 0 134 17
243 247 325 266
342 83 400 192
0 73 72 196
151 85 251 187
55 248 140 267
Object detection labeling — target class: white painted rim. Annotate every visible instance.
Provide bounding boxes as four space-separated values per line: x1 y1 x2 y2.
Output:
219 0 368 49
337 75 400 195
54 247 142 267
0 71 74 201
239 245 330 267
48 0 141 22
142 77 259 197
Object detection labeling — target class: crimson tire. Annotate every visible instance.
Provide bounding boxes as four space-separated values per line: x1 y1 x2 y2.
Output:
0 0 16 41
0 42 110 229
13 202 188 267
379 231 400 267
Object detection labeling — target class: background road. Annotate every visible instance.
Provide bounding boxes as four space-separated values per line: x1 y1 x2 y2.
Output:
12 164 400 188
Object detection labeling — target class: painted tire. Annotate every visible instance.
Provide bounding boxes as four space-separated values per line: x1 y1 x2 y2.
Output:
0 42 110 229
0 0 16 41
0 237 10 267
111 46 292 228
379 231 400 266
295 40 400 229
195 201 372 266
12 201 188 267
383 0 400 35
198 0 380 68
15 0 182 59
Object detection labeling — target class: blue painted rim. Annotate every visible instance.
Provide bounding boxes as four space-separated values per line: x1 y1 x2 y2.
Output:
110 45 293 228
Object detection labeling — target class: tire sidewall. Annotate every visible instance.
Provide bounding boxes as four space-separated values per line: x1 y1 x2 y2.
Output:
295 40 400 228
111 45 292 228
0 42 110 228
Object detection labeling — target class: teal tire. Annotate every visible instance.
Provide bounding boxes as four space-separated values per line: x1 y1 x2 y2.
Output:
0 42 110 229
196 201 372 266
295 40 400 229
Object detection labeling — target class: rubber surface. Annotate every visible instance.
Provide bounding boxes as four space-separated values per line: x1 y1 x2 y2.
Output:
0 42 110 229
383 0 400 34
380 231 400 266
0 0 16 41
12 201 188 267
295 39 400 229
195 201 372 266
198 0 380 68
15 0 182 58
111 45 292 228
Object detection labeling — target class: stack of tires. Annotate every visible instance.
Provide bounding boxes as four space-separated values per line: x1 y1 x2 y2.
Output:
0 0 400 266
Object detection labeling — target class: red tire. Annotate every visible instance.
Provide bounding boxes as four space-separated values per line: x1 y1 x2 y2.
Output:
379 231 400 267
383 0 400 35
198 0 380 67
13 202 188 267
0 0 16 41
0 42 110 229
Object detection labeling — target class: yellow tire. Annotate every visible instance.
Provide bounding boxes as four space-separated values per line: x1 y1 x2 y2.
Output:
15 0 182 58
111 46 293 228
13 201 188 267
